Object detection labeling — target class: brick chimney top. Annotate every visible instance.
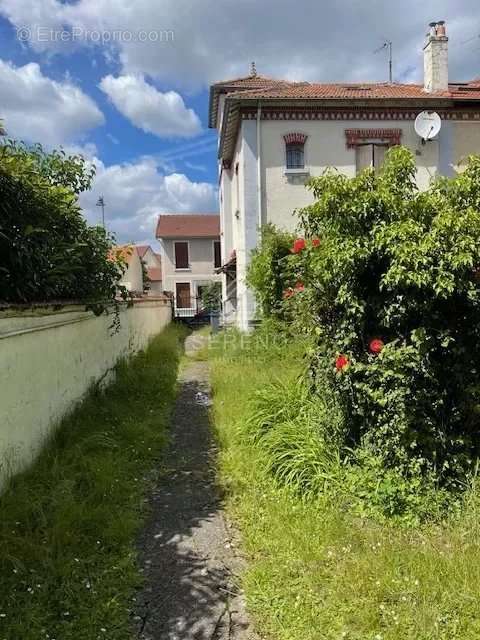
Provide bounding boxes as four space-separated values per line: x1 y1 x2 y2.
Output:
423 21 448 92
426 20 447 39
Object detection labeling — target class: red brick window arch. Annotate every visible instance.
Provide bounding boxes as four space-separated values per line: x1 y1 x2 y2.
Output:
284 133 307 169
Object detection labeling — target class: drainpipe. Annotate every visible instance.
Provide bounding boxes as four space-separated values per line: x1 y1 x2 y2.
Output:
256 100 262 232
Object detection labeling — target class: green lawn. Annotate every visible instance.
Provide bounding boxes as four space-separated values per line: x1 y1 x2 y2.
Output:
0 324 186 640
210 333 480 640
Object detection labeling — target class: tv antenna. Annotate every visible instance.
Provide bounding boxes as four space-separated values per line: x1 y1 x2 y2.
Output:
374 40 393 83
96 195 106 229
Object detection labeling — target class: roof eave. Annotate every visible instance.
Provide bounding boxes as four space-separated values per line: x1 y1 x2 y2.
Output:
217 94 480 165
156 234 220 240
208 84 219 128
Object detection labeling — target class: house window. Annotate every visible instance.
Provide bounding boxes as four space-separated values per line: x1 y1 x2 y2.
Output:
214 240 221 269
174 241 189 269
356 144 387 174
175 282 191 308
286 143 305 169
284 133 307 170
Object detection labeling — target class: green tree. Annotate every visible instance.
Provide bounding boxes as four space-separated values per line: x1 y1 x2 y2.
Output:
249 147 480 493
0 141 125 306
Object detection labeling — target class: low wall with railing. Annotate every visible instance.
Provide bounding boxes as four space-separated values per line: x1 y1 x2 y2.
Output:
0 297 172 489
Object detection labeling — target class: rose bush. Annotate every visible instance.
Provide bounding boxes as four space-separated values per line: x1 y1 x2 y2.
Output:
248 147 480 493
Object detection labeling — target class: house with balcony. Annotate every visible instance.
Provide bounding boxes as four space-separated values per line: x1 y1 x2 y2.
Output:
210 20 480 331
156 214 222 317
110 245 144 294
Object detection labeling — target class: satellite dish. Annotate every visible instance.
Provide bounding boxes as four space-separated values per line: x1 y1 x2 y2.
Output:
414 111 441 143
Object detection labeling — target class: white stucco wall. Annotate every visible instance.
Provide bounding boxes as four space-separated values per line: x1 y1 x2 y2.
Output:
139 247 163 295
160 237 222 299
260 119 439 231
237 120 260 330
149 281 164 295
120 251 144 292
453 122 480 172
141 247 160 269
0 299 171 489
219 114 480 331
219 167 235 321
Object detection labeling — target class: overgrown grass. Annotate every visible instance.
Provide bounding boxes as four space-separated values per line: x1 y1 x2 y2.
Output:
0 324 187 640
210 331 480 640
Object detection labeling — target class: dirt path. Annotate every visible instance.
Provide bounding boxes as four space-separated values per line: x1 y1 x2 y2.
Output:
134 335 258 640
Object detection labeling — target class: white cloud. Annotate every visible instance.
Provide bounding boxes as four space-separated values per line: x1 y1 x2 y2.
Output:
99 74 201 138
0 59 104 146
79 155 218 242
1 1 480 90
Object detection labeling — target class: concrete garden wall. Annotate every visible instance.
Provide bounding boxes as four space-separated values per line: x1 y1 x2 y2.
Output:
0 298 171 489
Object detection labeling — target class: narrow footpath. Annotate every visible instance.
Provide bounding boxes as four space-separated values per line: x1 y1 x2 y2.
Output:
134 334 258 640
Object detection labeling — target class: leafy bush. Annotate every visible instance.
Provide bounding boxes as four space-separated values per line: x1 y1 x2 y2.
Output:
0 141 124 305
140 259 151 293
247 223 294 317
200 281 222 311
245 372 451 523
248 147 480 504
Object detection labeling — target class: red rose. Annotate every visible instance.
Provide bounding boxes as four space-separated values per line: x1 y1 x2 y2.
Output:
335 355 349 371
369 338 384 354
283 288 294 299
311 238 321 248
294 281 305 293
291 238 306 254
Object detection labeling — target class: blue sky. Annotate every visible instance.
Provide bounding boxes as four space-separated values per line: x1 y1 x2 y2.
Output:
0 0 478 245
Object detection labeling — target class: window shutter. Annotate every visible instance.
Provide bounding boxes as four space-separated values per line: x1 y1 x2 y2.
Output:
214 241 221 268
175 242 189 269
176 282 191 308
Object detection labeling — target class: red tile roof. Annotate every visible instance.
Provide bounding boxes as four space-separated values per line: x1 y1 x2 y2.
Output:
210 73 480 165
135 245 150 258
147 267 162 282
212 73 290 90
209 74 293 127
156 214 220 239
226 81 480 101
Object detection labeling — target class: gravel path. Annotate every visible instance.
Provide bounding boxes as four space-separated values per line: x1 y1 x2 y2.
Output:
134 335 258 640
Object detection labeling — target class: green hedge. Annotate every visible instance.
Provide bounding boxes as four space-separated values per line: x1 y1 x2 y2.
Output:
0 141 124 305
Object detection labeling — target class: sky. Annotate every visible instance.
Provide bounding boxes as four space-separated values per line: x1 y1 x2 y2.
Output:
0 0 479 246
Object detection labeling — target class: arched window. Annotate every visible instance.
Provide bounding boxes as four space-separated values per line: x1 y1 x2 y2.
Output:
284 133 307 170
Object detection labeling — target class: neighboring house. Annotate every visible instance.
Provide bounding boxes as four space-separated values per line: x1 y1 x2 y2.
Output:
136 245 163 295
156 214 222 316
110 245 144 293
210 20 480 331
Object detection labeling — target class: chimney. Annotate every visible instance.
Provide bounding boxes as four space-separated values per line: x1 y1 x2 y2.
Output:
423 20 448 92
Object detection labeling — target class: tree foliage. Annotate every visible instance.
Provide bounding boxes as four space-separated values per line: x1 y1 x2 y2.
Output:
247 223 295 317
0 141 125 306
249 147 480 494
200 281 222 312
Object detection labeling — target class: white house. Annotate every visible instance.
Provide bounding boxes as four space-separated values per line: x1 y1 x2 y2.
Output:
210 20 480 331
111 245 144 293
135 245 163 295
156 214 222 317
